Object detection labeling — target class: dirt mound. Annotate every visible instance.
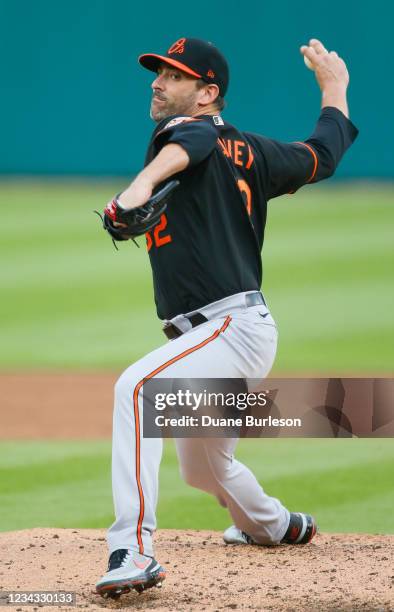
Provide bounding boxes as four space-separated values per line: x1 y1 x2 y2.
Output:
0 528 392 611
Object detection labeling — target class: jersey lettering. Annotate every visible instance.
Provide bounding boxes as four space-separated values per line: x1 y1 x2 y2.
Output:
217 138 254 169
154 214 172 247
146 213 172 251
237 179 252 215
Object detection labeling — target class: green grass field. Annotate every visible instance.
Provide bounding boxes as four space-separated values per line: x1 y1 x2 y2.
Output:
1 181 393 372
1 439 393 534
0 181 393 535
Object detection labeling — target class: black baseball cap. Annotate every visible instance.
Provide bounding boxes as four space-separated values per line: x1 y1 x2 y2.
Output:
139 37 229 96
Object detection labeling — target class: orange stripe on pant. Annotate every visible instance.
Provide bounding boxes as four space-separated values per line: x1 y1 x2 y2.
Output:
132 315 232 554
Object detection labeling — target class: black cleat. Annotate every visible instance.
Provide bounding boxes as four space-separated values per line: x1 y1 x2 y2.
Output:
224 513 318 546
281 513 317 544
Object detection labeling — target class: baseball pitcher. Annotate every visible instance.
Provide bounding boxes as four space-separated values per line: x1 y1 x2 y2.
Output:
95 37 358 599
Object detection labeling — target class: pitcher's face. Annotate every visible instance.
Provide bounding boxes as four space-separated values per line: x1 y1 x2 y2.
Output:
150 64 201 122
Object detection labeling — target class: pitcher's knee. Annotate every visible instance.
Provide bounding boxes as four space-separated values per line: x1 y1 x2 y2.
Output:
179 464 198 487
179 464 214 492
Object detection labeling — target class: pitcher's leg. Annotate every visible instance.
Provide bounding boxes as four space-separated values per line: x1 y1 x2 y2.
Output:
107 317 236 557
176 436 289 544
107 367 163 557
173 315 288 543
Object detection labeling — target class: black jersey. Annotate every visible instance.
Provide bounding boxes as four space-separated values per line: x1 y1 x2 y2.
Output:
143 108 358 320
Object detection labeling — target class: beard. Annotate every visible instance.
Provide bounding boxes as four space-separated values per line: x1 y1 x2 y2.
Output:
150 91 198 122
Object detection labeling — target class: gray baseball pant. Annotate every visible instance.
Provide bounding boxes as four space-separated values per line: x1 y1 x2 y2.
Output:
107 291 290 557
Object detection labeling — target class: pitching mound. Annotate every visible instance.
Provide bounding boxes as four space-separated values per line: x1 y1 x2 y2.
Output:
0 529 393 611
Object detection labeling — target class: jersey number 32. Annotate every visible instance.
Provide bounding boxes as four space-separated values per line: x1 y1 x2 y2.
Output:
146 179 252 251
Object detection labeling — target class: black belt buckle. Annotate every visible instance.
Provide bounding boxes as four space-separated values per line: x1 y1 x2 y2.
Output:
245 292 265 307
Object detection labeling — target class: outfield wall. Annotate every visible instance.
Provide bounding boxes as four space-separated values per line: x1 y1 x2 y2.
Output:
1 0 391 177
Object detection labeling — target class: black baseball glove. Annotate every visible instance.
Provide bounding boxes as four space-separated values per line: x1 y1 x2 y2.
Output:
98 180 179 244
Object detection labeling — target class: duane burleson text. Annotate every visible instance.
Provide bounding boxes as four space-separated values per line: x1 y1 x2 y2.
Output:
155 415 302 428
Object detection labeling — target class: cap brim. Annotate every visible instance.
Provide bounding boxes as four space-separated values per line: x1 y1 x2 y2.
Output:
138 54 202 78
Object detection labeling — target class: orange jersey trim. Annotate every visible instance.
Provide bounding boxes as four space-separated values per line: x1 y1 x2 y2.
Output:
294 141 319 182
132 315 232 553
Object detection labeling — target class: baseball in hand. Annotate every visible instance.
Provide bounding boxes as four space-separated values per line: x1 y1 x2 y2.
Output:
302 41 329 71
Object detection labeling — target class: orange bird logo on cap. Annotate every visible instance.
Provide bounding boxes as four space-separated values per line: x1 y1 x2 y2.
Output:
168 38 186 54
